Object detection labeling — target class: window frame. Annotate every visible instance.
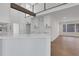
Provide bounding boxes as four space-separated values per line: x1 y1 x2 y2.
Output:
63 23 79 32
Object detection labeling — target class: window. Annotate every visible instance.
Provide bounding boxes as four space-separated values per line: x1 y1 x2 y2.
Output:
67 24 75 32
76 24 79 32
63 24 76 32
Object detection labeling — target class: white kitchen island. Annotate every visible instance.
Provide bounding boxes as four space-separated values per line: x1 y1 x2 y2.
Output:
0 34 51 56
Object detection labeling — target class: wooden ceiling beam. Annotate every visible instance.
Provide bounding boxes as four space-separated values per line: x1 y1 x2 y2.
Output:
10 3 36 16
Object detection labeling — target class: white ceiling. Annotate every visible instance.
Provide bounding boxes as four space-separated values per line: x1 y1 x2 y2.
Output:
51 4 79 22
0 4 9 17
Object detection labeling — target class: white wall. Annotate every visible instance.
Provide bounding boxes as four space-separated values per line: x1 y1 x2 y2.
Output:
48 14 59 41
51 20 59 41
43 14 59 41
29 13 59 41
0 4 10 23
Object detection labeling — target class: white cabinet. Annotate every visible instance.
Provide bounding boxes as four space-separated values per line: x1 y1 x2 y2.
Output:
0 34 51 56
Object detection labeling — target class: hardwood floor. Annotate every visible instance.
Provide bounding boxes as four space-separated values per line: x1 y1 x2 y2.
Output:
51 35 79 56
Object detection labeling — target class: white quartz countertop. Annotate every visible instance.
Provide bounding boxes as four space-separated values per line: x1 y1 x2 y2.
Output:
0 34 51 40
